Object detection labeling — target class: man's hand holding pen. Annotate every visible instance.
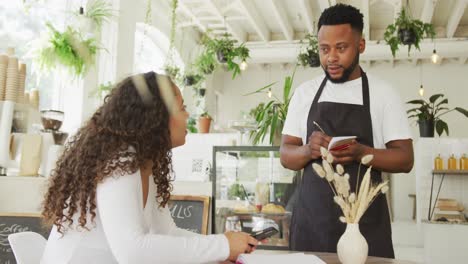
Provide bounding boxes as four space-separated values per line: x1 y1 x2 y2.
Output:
307 131 331 160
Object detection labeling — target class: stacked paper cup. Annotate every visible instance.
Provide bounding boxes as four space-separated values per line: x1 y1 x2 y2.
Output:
5 56 19 102
30 88 39 109
0 54 7 100
17 63 26 103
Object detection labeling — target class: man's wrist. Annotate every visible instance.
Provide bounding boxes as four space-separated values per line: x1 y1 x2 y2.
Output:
358 144 373 162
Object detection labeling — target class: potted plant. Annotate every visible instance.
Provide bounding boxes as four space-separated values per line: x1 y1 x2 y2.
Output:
194 51 217 75
35 22 98 77
384 7 435 57
164 64 180 80
297 34 320 68
183 72 202 86
245 67 296 145
201 33 250 79
407 94 468 137
187 116 198 133
198 112 212 133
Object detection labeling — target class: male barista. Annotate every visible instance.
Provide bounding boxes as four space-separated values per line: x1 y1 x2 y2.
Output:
280 4 414 258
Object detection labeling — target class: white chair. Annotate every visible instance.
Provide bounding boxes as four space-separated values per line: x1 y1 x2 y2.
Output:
8 231 47 264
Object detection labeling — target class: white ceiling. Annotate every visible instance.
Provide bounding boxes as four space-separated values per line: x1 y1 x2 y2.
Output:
173 0 468 65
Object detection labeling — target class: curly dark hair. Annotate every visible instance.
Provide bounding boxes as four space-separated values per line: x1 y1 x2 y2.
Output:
318 3 364 34
42 72 174 234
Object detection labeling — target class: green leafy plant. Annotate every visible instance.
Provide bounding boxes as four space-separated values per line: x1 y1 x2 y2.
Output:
187 116 198 133
407 94 468 136
245 67 296 145
89 81 113 99
36 22 98 76
194 51 217 75
201 33 250 79
164 64 181 80
297 34 320 67
200 111 212 120
82 0 116 31
384 7 435 57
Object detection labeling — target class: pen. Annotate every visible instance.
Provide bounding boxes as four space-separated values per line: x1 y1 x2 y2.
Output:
313 121 326 134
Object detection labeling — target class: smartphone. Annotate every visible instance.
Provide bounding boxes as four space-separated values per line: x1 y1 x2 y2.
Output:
250 226 279 240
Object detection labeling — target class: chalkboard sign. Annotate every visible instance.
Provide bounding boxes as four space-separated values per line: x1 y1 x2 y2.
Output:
168 195 210 235
0 213 51 264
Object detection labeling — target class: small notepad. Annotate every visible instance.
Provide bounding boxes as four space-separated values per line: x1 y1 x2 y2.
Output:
236 253 326 264
328 136 357 151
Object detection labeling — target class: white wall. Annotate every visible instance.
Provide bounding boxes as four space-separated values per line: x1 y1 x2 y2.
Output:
192 61 468 221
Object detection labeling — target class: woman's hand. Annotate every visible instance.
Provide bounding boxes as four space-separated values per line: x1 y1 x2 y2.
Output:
224 231 258 262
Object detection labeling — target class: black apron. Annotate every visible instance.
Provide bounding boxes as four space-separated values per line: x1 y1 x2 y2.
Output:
289 71 394 258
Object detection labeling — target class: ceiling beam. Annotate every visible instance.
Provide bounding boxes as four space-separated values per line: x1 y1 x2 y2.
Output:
318 0 330 12
205 0 246 42
420 0 438 23
362 0 370 41
298 0 315 34
245 39 468 64
271 0 294 41
179 2 207 33
446 0 468 38
238 0 270 42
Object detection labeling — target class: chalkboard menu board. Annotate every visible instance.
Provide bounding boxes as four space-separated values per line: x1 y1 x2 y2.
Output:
168 195 210 235
0 213 50 264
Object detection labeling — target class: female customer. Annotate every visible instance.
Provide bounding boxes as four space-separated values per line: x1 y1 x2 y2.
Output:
41 72 257 263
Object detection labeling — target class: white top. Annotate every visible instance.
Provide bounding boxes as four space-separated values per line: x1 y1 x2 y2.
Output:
41 169 229 264
282 74 412 149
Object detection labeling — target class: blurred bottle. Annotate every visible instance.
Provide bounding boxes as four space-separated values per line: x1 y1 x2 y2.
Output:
448 154 457 170
460 154 467 171
434 154 443 170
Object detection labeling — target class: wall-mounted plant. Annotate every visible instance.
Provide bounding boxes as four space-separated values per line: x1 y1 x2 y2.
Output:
297 33 320 67
35 22 98 77
384 6 435 57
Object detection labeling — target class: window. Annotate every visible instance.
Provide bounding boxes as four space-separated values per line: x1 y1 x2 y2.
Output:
133 23 185 75
0 0 67 110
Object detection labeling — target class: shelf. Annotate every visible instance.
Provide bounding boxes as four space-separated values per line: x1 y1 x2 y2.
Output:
432 170 468 175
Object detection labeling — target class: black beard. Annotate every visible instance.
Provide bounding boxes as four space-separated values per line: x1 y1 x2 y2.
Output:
323 52 360 84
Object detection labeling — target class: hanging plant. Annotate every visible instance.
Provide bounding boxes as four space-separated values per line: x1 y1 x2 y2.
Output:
201 33 250 79
194 51 217 75
35 22 98 77
384 6 435 57
79 0 116 32
297 34 320 67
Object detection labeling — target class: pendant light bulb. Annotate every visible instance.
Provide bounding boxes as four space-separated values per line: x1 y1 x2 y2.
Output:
419 84 424 97
240 60 248 71
431 49 440 64
267 88 272 98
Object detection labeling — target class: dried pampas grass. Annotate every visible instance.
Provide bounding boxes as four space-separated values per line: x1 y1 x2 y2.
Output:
312 147 388 223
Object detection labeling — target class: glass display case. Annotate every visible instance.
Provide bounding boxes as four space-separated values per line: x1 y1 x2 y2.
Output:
211 146 299 250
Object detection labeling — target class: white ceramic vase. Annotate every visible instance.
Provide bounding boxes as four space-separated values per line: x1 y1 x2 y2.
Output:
337 223 368 264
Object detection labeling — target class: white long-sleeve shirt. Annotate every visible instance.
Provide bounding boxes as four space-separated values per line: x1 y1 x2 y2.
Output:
41 169 229 264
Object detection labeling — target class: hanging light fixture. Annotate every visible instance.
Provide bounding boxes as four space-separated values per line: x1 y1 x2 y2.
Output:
267 88 272 98
431 49 440 64
240 60 248 71
419 84 424 96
